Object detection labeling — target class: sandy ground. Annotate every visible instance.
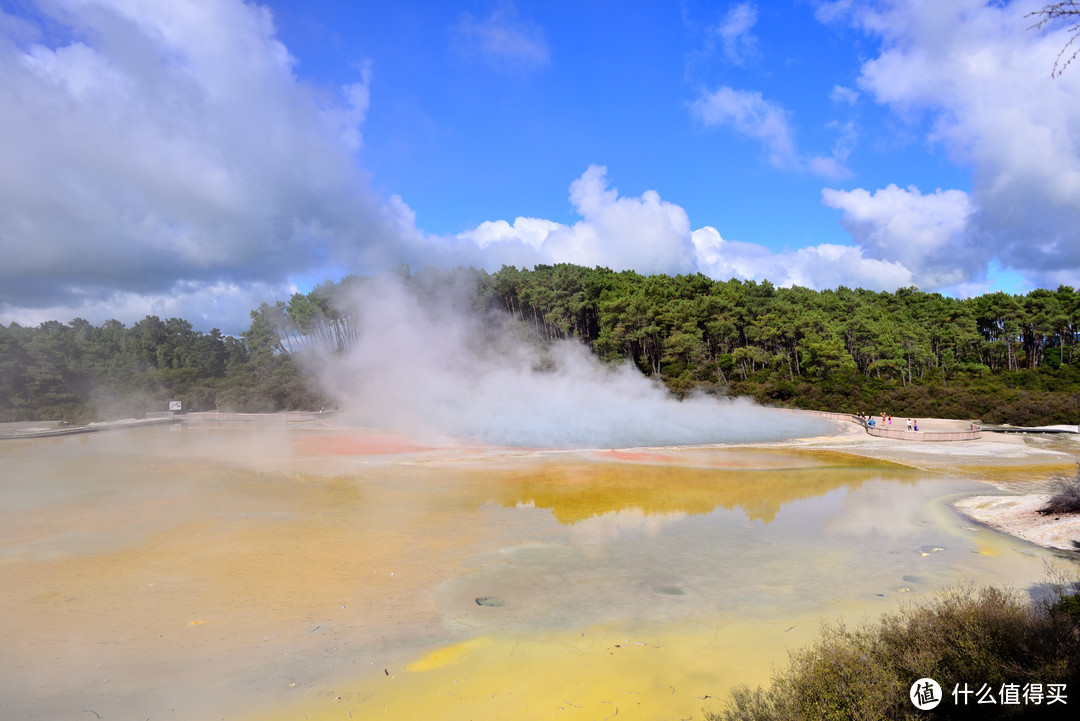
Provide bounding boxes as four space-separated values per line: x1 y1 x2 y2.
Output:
789 415 1080 553
954 494 1080 552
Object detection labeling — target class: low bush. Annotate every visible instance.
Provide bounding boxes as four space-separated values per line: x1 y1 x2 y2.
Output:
1040 467 1080 515
710 582 1080 720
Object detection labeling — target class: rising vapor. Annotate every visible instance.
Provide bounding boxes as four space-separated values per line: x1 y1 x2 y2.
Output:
311 276 831 448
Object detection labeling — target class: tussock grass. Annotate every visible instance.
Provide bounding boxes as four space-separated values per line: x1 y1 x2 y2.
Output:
710 581 1080 720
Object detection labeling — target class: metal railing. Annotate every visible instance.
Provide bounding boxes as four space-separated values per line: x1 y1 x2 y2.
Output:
184 411 334 423
858 418 982 441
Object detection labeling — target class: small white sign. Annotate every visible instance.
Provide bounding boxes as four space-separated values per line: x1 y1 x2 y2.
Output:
168 401 182 411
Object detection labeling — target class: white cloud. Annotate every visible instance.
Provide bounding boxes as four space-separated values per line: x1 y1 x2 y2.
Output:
826 0 1080 289
450 3 549 73
691 86 851 179
718 2 760 65
0 0 423 328
457 165 697 275
691 86 800 168
813 0 856 26
0 280 298 336
460 166 918 293
13 0 1073 336
821 184 976 289
462 217 563 251
334 60 373 152
691 226 913 290
691 226 774 281
807 155 852 181
830 84 859 106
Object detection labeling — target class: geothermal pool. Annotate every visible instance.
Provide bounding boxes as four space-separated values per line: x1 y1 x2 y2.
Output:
0 425 1071 720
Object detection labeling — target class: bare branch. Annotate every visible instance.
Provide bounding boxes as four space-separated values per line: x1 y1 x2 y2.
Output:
1028 1 1080 77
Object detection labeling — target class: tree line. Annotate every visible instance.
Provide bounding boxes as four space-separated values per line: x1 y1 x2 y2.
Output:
3 264 1079 425
0 314 322 424
478 264 1080 423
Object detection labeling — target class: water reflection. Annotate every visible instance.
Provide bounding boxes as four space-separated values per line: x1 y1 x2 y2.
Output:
484 449 913 524
0 428 1072 721
435 477 995 639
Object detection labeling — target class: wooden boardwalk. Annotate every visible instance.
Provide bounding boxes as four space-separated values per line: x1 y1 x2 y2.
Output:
862 424 982 442
0 417 175 440
805 411 983 442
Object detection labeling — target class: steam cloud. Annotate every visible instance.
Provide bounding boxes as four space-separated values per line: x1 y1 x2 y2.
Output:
313 276 831 448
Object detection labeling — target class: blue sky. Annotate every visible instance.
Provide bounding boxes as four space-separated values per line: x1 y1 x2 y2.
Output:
1 1 1078 333
273 2 857 235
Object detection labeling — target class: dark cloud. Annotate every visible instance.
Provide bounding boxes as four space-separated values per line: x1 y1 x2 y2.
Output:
0 0 418 325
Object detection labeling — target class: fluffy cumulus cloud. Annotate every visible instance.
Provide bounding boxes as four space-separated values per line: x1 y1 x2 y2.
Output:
462 217 563 252
457 165 698 276
821 0 1080 289
821 184 976 289
12 0 1078 335
0 0 427 331
458 165 916 293
691 226 913 290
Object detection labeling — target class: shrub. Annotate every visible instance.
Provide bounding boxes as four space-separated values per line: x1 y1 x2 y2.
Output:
709 582 1080 720
1040 466 1080 515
